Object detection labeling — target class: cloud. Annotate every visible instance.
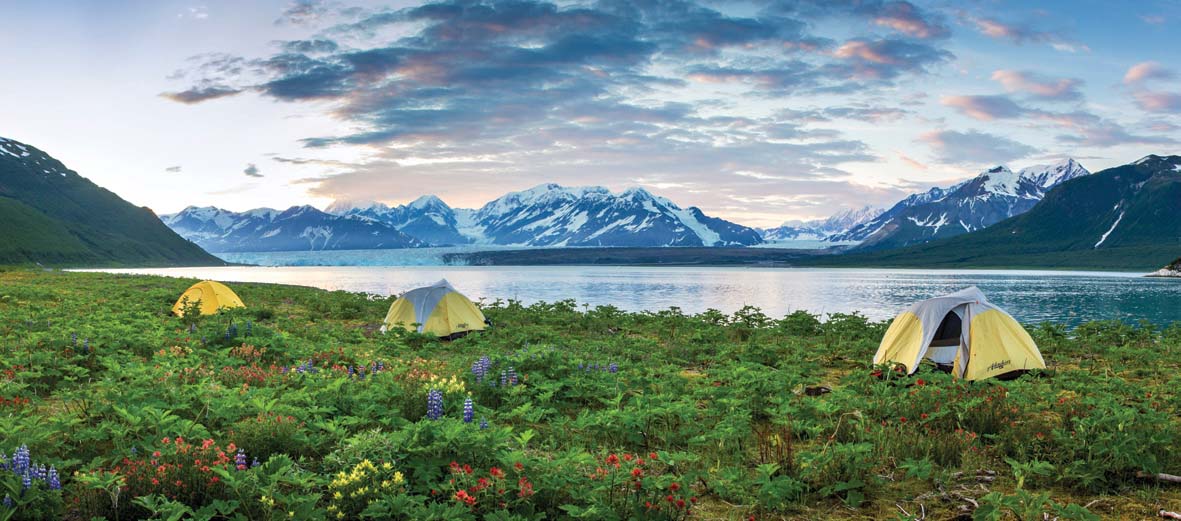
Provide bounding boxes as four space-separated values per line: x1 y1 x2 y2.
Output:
165 0 963 221
1124 61 1174 84
990 70 1083 101
159 85 242 104
244 164 263 177
918 129 1039 165
179 5 209 20
1132 91 1181 114
870 1 950 39
1140 14 1166 25
277 0 331 26
165 166 182 173
940 95 1026 120
831 38 952 79
968 17 1087 52
1036 110 1176 147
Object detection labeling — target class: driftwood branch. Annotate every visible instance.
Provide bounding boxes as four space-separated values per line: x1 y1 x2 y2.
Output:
1159 510 1181 520
1137 471 1181 483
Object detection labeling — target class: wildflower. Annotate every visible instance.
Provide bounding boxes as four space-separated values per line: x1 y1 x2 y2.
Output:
608 362 618 373
606 454 619 467
463 396 474 423
631 467 643 478
507 366 517 385
2 495 11 508
235 449 248 470
669 482 680 492
479 417 489 430
490 467 505 478
426 389 444 420
649 452 658 460
916 378 925 386
252 457 260 468
48 466 60 490
899 417 907 423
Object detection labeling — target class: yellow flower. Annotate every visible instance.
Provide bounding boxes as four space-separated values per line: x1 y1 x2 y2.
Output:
393 471 405 484
333 491 342 500
381 462 393 470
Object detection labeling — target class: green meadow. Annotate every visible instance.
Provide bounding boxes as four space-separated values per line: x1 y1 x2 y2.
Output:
1 269 1180 520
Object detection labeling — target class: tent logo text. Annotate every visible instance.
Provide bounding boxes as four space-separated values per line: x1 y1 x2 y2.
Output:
987 360 1011 372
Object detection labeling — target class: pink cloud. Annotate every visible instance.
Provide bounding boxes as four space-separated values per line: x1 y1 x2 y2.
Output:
940 95 1025 121
990 70 1082 100
1124 61 1174 84
1133 91 1181 113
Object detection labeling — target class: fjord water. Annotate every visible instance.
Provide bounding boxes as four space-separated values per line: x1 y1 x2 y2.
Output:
91 265 1180 326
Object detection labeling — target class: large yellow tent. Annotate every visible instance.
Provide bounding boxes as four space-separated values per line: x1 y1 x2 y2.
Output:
171 280 246 316
874 286 1044 380
382 279 487 338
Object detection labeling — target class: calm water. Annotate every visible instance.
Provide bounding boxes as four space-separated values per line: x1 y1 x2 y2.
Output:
86 266 1181 325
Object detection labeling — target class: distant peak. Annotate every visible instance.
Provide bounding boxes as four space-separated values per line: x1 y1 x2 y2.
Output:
409 194 448 210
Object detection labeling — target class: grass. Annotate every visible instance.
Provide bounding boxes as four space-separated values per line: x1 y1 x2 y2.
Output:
0 268 1179 520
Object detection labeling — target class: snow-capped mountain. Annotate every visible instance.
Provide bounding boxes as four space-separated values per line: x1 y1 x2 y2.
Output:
161 205 423 252
760 206 883 242
330 195 472 246
325 184 763 247
829 158 1090 251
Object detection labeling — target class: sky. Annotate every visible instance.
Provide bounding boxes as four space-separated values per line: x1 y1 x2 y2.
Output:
1 0 1179 227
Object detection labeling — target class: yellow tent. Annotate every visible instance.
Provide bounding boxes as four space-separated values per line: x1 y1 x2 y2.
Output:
171 280 246 316
382 279 486 338
874 286 1044 380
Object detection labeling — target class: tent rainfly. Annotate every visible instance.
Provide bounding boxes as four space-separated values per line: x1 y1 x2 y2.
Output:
382 279 487 338
873 286 1045 380
172 280 246 316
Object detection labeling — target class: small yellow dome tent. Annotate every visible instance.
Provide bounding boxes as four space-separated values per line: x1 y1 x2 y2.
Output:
874 286 1044 380
171 280 246 316
382 279 487 338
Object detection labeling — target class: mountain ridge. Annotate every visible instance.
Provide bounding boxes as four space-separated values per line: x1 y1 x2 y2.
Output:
0 136 224 267
828 158 1090 251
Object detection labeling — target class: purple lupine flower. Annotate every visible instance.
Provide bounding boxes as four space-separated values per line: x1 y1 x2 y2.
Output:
471 356 492 383
608 362 618 373
130 447 137 456
12 446 30 475
507 366 517 385
347 366 355 378
479 417 489 430
252 457 261 468
71 333 77 346
499 370 507 387
21 471 31 491
47 466 60 490
2 494 11 508
83 339 90 353
235 449 247 470
463 397 474 423
426 389 444 420
245 321 252 335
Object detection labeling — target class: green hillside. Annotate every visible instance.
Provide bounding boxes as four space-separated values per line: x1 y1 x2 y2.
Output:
810 156 1181 271
0 136 224 267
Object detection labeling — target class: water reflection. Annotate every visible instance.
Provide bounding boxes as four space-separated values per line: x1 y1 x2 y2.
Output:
84 266 1181 325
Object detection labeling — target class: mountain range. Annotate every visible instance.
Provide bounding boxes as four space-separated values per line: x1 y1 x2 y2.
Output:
817 155 1181 270
161 205 423 253
0 136 222 266
760 206 883 243
826 159 1090 251
165 184 765 252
